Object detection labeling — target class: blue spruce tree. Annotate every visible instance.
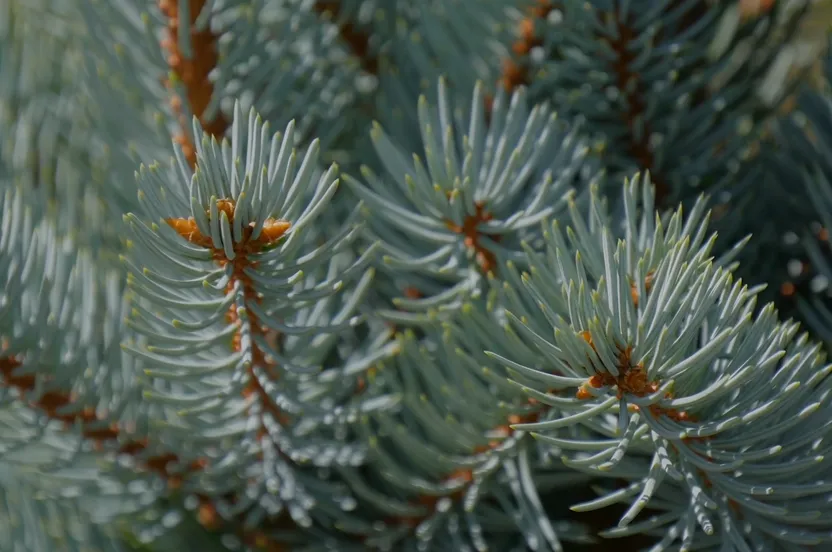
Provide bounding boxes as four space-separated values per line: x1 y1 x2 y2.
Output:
4 1 832 551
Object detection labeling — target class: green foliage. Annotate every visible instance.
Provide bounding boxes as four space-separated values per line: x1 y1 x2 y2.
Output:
3 1 832 551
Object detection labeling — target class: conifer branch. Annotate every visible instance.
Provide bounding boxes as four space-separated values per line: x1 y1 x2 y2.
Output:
122 106 384 550
155 4 317 548
383 267 673 538
492 1 673 199
498 0 555 95
314 1 378 75
159 0 229 167
0 355 207 487
162 206 296 549
385 403 544 533
0 353 273 548
345 79 587 321
164 203 293 432
599 1 709 204
485 1 555 116
606 13 665 202
155 5 295 548
6 1 832 550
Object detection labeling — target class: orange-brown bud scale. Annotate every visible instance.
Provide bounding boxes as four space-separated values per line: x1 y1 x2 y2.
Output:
574 337 697 424
630 270 655 307
198 503 221 530
739 0 775 19
445 201 500 274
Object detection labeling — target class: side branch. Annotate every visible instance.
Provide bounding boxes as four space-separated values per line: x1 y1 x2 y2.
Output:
0 347 288 549
498 0 555 94
314 1 378 74
167 202 294 548
159 0 229 167
607 13 667 202
166 201 291 430
0 355 205 486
